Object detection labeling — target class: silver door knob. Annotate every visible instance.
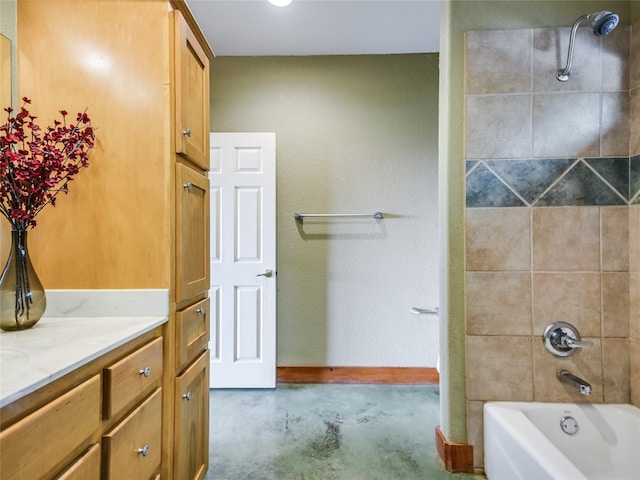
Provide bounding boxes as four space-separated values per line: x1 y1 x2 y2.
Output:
182 129 192 137
257 269 273 278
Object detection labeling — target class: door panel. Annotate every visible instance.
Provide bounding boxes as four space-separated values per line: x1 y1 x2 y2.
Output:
209 133 276 388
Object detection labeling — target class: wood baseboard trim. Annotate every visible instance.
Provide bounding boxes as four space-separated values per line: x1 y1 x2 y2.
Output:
435 426 474 474
276 366 439 385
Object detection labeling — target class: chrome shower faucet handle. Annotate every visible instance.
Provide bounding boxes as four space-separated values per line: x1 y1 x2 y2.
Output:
542 321 593 357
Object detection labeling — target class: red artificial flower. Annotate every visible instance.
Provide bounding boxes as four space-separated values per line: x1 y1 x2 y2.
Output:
0 99 95 230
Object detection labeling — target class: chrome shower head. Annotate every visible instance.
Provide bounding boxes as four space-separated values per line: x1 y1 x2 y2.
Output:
556 11 620 82
587 11 619 36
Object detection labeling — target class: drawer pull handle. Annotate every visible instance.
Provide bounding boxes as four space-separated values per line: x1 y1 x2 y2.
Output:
182 129 192 137
137 445 150 457
183 391 192 401
196 307 206 315
139 367 151 377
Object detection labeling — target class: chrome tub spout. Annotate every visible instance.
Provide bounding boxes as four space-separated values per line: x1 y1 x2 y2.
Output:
557 370 592 395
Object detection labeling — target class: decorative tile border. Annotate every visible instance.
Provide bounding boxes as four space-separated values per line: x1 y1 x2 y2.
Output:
466 156 639 208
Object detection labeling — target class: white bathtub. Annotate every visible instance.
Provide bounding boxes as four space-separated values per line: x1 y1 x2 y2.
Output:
484 402 640 480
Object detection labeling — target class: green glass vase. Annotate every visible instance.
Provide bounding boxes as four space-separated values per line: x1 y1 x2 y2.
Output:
0 229 47 331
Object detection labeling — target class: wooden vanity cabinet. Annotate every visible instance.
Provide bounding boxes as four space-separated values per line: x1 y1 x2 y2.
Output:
0 332 164 480
170 8 212 480
15 2 213 478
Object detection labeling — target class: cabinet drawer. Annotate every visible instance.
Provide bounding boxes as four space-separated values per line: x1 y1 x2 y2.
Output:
176 297 210 371
0 375 100 480
56 444 101 480
102 388 162 480
104 337 163 419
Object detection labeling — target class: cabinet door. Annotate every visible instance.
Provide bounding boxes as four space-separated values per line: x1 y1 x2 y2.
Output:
174 350 210 480
176 163 210 303
173 10 210 170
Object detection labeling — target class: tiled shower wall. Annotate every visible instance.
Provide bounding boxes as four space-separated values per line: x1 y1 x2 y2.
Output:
464 24 638 469
631 18 640 407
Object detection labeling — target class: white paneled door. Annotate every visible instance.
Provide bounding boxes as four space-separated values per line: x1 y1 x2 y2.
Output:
209 133 276 388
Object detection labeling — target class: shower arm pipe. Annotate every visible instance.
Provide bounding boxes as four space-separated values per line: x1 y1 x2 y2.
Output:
294 211 384 221
557 15 588 82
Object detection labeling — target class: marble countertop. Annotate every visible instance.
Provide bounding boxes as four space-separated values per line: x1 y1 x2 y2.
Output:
0 290 169 408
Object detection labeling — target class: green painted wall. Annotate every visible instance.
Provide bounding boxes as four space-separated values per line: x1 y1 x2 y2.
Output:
210 54 441 368
440 0 633 443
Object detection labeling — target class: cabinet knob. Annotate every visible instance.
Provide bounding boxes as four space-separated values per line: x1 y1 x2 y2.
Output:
139 367 151 377
183 391 192 401
183 182 193 191
137 445 150 457
196 307 206 316
182 129 192 137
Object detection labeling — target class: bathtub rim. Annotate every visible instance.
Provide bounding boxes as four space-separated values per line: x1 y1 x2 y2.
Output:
483 401 640 480
483 401 588 480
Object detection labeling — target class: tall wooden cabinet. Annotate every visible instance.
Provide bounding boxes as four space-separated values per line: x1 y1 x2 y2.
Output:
170 8 212 480
15 1 214 479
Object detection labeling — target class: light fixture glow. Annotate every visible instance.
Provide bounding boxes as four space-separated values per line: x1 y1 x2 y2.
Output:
268 0 293 7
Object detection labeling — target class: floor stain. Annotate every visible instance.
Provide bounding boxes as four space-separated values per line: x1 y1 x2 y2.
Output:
309 419 342 459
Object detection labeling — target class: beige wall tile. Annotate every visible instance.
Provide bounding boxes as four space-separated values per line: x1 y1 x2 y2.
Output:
466 335 533 401
466 29 532 95
631 20 640 90
631 339 640 407
532 207 600 271
467 272 532 335
630 206 640 274
603 338 630 403
467 400 485 470
466 208 531 271
466 94 532 159
631 87 640 155
533 27 601 93
533 339 603 402
602 24 630 93
532 273 601 336
602 272 630 338
601 92 630 157
631 272 640 340
532 93 600 158
601 206 629 272
631 207 640 339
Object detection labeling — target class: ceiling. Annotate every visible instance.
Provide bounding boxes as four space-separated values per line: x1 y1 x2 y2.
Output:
185 0 441 56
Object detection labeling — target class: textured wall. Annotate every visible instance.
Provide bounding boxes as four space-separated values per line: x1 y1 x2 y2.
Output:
210 55 440 367
464 25 635 469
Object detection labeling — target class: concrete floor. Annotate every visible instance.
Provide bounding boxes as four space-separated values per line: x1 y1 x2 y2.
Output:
206 384 481 480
